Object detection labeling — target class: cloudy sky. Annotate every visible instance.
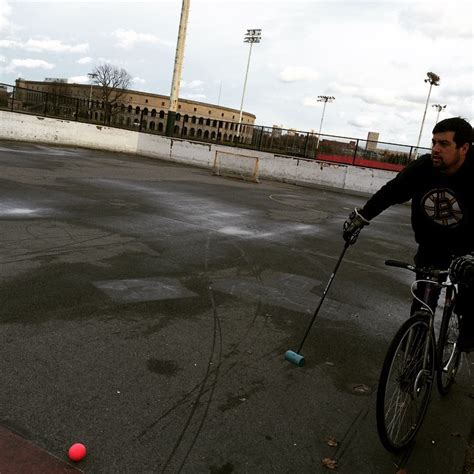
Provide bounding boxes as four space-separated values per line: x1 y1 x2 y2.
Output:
0 0 472 146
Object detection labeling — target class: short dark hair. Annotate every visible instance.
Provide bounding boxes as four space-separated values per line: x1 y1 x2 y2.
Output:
433 117 473 148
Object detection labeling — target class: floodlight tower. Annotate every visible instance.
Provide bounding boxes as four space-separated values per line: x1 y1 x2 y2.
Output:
166 0 190 136
236 29 262 140
414 71 440 152
87 72 98 116
316 95 335 148
432 104 447 124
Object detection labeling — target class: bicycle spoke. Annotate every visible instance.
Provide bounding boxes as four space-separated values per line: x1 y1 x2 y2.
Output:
377 315 434 451
436 307 461 395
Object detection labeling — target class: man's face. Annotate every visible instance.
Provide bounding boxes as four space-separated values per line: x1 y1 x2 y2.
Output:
431 131 468 175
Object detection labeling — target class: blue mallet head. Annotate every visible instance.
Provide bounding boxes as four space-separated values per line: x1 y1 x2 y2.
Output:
285 350 305 367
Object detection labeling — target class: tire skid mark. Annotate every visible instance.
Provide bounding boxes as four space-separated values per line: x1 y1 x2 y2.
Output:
158 235 224 472
139 234 267 471
333 394 374 462
175 287 223 472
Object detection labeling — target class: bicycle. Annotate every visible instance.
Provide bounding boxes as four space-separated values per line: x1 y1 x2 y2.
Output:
376 259 462 453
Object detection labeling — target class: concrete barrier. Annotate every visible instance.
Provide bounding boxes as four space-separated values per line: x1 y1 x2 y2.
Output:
0 110 397 195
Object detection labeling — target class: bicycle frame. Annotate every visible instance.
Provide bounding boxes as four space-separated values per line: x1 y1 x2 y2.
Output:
377 260 461 452
410 275 457 376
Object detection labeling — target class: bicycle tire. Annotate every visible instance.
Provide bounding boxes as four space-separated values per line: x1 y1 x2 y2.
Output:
376 313 435 452
436 303 461 396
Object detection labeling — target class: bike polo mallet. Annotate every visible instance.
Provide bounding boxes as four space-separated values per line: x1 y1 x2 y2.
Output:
285 240 351 367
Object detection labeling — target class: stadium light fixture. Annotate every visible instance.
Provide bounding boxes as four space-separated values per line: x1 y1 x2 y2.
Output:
237 29 262 140
316 95 335 149
87 72 98 116
414 71 440 153
432 103 447 124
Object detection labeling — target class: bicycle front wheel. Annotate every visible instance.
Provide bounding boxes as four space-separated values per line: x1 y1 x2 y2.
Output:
436 303 461 396
376 313 435 452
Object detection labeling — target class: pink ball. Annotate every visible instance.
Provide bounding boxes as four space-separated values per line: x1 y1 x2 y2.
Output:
68 443 87 462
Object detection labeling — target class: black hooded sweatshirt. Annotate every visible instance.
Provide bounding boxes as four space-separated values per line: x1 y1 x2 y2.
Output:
360 154 474 267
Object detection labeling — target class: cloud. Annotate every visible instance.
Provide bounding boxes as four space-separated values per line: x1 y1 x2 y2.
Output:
133 76 146 84
0 54 6 63
330 82 423 108
77 56 93 64
182 93 207 100
348 115 378 129
302 97 320 107
111 29 171 49
398 4 472 39
279 66 320 83
5 58 55 73
0 0 11 32
68 75 90 84
181 80 205 90
0 37 89 53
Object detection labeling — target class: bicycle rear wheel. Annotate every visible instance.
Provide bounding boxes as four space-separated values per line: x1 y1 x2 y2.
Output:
376 313 435 452
436 304 461 396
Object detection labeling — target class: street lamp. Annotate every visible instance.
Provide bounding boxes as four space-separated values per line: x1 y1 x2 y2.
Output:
316 95 335 149
87 72 98 118
432 104 447 124
414 71 440 153
237 28 262 141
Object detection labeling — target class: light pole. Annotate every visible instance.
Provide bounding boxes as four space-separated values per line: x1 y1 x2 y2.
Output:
414 71 440 153
166 0 190 136
432 104 447 124
87 72 98 118
237 29 261 141
316 95 335 149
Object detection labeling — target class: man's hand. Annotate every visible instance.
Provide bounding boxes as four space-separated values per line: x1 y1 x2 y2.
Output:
449 254 474 285
343 208 370 245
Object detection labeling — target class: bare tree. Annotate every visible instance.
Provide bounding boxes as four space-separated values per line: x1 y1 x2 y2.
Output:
90 63 133 123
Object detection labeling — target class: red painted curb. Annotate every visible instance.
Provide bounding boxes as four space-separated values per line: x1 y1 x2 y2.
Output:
0 425 82 473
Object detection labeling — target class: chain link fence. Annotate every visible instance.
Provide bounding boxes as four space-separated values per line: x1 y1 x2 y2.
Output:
0 83 430 170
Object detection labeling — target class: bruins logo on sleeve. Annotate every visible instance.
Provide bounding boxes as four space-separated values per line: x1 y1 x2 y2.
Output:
421 188 463 227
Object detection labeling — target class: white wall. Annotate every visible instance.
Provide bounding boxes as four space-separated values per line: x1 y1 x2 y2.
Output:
0 111 397 195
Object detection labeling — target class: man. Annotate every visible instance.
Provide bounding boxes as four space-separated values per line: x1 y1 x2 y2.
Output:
343 117 474 352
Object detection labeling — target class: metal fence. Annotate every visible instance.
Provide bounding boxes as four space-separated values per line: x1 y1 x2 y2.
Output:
0 83 430 170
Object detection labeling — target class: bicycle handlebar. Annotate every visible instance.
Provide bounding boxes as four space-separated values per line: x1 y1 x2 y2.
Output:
385 259 450 282
385 260 416 271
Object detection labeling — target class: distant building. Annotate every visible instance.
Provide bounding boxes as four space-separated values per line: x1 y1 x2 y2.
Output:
14 78 257 143
366 131 379 151
320 138 356 155
272 125 283 137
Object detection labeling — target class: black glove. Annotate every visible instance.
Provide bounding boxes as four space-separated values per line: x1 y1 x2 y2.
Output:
449 254 474 285
343 208 370 245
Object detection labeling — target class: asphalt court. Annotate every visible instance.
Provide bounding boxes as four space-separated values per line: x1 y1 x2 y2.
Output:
0 139 472 473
